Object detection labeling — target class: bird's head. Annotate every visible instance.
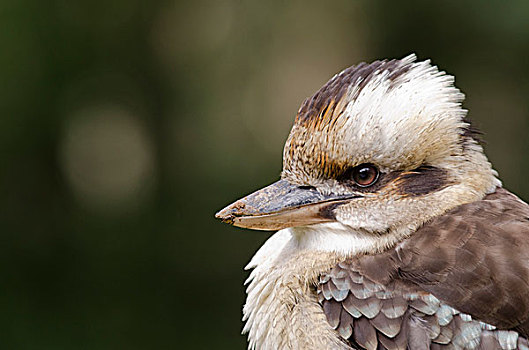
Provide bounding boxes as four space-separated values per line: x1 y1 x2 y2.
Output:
216 54 500 252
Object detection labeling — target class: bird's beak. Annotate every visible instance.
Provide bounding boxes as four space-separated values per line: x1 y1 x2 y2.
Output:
215 179 359 231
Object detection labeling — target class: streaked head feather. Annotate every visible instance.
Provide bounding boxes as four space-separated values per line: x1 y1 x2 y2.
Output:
283 54 472 182
280 54 499 239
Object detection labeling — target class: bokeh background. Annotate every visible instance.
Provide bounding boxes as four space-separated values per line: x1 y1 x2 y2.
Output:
2 0 529 348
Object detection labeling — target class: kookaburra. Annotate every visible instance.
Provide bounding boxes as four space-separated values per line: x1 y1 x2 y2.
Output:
215 54 529 350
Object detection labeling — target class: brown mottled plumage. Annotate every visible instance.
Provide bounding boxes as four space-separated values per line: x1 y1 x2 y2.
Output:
215 54 529 349
319 188 529 349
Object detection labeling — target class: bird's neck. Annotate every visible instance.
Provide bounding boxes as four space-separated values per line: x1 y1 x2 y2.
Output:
290 222 409 255
243 229 353 350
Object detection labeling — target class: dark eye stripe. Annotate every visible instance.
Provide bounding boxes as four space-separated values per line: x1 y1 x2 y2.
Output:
337 165 449 196
395 166 449 196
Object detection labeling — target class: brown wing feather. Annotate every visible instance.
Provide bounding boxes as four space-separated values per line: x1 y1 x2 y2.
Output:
396 188 529 333
319 187 529 349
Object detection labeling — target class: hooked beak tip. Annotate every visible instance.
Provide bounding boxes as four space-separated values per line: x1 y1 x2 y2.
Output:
215 200 247 224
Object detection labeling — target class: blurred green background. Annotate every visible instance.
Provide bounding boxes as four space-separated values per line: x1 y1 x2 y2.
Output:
1 0 529 348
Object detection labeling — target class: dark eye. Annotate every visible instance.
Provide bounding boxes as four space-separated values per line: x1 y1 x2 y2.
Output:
352 164 379 187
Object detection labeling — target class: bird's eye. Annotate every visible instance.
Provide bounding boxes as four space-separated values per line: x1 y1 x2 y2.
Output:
352 164 379 187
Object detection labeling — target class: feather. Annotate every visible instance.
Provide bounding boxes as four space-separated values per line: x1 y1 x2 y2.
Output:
380 296 407 319
392 317 410 349
348 270 364 284
369 311 402 338
332 276 352 291
329 280 349 301
435 304 454 326
338 308 354 339
495 330 518 350
331 266 348 279
377 332 406 350
349 281 374 299
322 299 341 329
342 294 362 318
422 315 440 339
460 313 472 322
346 295 381 319
375 289 397 299
317 288 324 303
408 316 430 350
479 331 501 350
409 298 437 316
479 321 496 331
354 317 377 350
452 317 481 349
363 278 384 292
518 336 529 350
321 279 332 300
432 322 454 345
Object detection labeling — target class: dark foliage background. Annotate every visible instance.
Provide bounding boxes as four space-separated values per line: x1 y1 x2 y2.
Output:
1 0 528 348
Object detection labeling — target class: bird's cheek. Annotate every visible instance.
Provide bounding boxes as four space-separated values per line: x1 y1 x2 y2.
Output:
332 200 397 233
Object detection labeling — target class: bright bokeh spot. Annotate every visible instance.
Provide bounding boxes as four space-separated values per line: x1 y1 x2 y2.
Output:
60 105 156 212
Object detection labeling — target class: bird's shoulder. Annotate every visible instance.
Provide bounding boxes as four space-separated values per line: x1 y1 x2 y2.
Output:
318 187 529 349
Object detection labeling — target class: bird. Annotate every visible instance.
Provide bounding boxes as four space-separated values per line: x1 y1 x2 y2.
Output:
215 54 529 350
